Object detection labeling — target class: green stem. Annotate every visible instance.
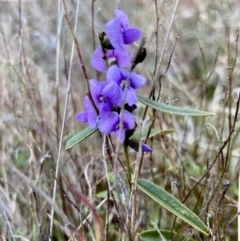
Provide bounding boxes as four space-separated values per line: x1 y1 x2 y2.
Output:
123 142 131 181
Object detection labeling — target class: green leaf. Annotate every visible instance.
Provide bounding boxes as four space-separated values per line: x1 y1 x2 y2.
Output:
96 191 120 201
130 128 174 140
65 127 97 150
139 229 196 241
137 179 210 236
137 94 215 116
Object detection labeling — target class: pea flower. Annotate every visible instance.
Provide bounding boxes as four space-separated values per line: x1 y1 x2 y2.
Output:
76 9 147 145
107 65 146 106
98 109 135 143
89 79 123 117
105 9 141 50
75 96 98 129
90 45 131 73
113 109 136 143
142 144 152 153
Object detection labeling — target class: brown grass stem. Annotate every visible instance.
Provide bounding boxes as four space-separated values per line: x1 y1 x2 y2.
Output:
49 0 80 239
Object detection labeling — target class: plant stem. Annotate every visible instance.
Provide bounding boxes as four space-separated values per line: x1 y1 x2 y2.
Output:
124 142 131 181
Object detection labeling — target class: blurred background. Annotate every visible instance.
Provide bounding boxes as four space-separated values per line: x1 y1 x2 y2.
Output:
0 0 240 240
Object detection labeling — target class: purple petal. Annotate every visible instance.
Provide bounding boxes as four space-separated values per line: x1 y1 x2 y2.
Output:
105 18 124 50
90 46 107 73
98 111 119 134
122 110 135 129
102 82 123 107
142 144 152 153
99 102 112 118
123 28 141 44
89 79 103 106
107 49 131 68
84 96 98 129
75 111 87 123
129 72 146 89
114 9 129 30
114 128 126 143
125 87 137 106
107 65 122 85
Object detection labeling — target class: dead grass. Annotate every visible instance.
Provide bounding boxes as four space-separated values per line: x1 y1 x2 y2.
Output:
0 0 240 240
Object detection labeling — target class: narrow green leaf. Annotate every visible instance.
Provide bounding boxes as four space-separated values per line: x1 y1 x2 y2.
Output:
130 128 174 140
65 127 97 150
139 229 196 241
137 179 210 236
137 94 215 116
96 191 120 201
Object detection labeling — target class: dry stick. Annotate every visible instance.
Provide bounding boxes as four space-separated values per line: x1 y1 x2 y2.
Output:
55 0 63 145
224 28 234 184
212 31 239 239
49 0 81 239
91 0 96 50
2 208 16 241
197 39 207 109
130 117 148 239
225 30 239 171
219 30 239 240
62 1 97 114
102 135 111 241
153 0 159 76
153 0 180 85
32 191 44 241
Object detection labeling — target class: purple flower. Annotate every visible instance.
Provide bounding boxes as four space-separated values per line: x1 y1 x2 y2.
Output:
107 65 146 106
105 9 141 50
98 109 135 143
89 79 123 117
75 96 98 129
142 144 152 153
98 111 119 134
90 45 131 73
114 110 136 143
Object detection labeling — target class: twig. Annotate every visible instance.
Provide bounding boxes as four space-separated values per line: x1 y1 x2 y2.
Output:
153 0 180 84
49 0 81 239
153 0 159 76
55 0 63 145
130 117 148 239
197 39 207 109
2 208 16 241
102 135 111 241
91 0 96 50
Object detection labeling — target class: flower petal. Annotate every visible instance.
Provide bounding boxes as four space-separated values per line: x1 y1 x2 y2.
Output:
102 81 123 107
122 110 135 129
142 144 152 153
114 128 126 143
107 49 131 68
75 111 87 123
98 111 119 134
84 96 98 129
123 28 141 44
99 102 112 118
90 46 107 73
125 87 137 106
129 72 146 89
89 79 103 106
114 9 129 30
107 65 122 85
105 18 124 50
